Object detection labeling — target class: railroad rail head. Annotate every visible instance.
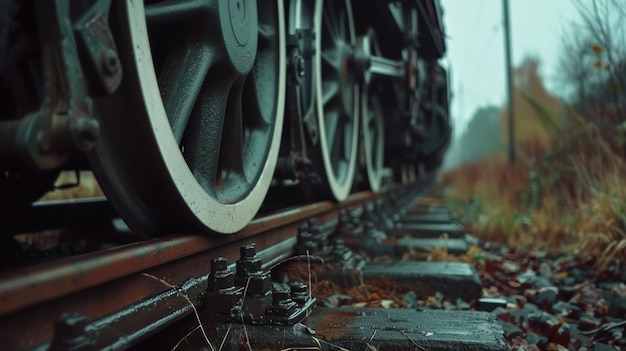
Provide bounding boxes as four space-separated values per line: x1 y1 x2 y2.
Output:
0 181 432 350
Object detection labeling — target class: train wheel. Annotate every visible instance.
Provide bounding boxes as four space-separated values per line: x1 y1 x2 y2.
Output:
313 0 359 201
361 93 384 192
358 31 384 192
89 0 286 235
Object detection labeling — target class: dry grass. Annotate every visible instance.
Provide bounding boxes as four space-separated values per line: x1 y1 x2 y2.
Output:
443 121 626 271
442 57 626 270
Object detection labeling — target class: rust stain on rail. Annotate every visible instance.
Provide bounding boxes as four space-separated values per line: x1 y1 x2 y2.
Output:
0 190 376 316
0 182 430 351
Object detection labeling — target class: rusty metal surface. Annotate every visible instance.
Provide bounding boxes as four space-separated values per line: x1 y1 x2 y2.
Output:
0 190 377 317
0 188 391 350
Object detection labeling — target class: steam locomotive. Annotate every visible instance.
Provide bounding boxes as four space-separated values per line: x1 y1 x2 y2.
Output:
0 0 451 236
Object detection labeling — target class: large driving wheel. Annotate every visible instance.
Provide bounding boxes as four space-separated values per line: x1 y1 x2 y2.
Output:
313 0 359 201
358 31 385 192
362 93 384 192
89 0 286 235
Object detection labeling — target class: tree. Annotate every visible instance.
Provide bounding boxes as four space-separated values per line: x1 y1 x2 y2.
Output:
501 57 564 150
442 104 503 170
558 0 626 119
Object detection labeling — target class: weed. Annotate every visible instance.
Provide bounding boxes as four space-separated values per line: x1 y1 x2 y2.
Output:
443 112 626 271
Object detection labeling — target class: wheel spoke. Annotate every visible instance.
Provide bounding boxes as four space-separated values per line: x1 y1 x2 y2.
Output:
145 0 208 26
159 42 216 144
241 75 261 131
219 79 246 176
239 67 278 185
323 4 339 41
322 49 339 70
339 9 347 41
325 110 340 158
181 74 235 195
343 118 352 158
322 81 339 106
369 130 376 149
246 58 275 127
332 117 347 169
258 24 275 50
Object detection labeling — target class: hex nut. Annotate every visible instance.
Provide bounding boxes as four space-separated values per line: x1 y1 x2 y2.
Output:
273 289 290 304
236 256 262 275
290 283 307 294
266 289 298 317
205 288 242 315
208 258 235 292
236 273 271 295
240 244 257 258
290 283 309 305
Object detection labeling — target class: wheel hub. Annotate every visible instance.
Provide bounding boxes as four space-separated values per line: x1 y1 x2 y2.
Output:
229 0 250 45
219 0 258 75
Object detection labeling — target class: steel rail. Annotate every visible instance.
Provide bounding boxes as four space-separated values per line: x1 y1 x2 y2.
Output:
0 180 430 351
0 190 376 317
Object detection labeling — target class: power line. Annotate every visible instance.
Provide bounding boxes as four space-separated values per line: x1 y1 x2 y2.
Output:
460 0 487 64
467 24 501 85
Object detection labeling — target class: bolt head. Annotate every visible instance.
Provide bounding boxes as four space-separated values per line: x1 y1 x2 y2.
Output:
211 257 228 273
101 49 119 74
273 289 290 303
297 56 306 77
71 117 100 151
237 273 271 295
290 283 307 294
236 256 262 275
208 269 234 292
205 289 242 315
267 290 298 317
240 244 257 258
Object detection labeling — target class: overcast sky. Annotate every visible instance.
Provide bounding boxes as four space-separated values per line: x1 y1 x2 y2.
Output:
440 0 581 137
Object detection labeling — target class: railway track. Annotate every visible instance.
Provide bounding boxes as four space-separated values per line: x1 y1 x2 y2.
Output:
0 180 509 351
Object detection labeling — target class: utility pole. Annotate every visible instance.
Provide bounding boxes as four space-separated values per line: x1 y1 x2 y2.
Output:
459 83 464 136
502 0 515 164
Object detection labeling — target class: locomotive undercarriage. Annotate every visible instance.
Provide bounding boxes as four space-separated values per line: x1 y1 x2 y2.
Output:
0 0 450 236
